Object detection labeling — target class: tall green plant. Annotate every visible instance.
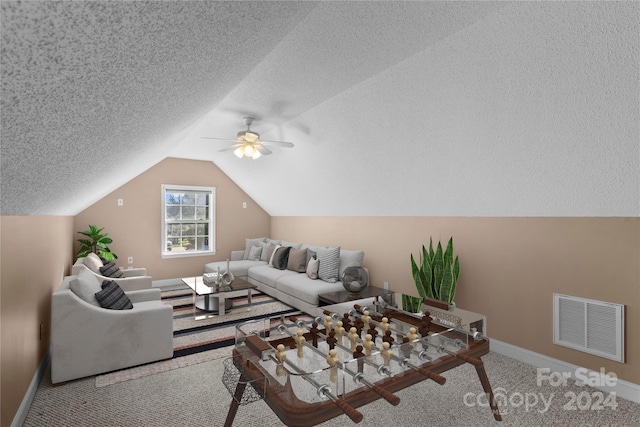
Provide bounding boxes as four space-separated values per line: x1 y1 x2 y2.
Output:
410 237 460 303
77 225 118 261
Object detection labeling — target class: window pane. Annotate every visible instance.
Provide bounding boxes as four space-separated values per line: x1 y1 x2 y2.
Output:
183 237 196 251
181 223 195 236
181 193 195 205
167 223 180 236
181 206 195 219
166 193 180 205
196 193 208 205
197 223 208 235
197 236 209 251
166 206 180 220
196 206 208 220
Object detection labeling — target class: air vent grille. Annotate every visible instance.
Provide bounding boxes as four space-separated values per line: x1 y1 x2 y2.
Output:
553 294 624 362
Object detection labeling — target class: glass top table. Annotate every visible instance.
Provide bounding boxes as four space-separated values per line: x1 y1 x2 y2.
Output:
317 285 393 306
181 276 257 318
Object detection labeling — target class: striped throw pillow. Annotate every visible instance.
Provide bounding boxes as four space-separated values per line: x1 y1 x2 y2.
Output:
95 281 133 310
317 246 340 283
99 261 124 278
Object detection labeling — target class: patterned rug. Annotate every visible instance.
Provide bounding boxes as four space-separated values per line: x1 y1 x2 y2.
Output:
95 287 301 387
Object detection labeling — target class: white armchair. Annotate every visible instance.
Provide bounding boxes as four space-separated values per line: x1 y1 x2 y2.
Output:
51 274 173 384
72 254 152 291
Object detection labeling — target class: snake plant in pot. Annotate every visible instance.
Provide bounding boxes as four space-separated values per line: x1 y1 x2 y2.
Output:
76 224 118 261
410 237 460 304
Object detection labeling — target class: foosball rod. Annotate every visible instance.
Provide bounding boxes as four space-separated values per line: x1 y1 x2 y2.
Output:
339 308 483 367
311 316 446 385
271 354 364 424
353 303 486 342
276 323 400 406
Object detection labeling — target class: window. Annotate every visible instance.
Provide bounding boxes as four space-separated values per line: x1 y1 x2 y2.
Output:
162 185 215 257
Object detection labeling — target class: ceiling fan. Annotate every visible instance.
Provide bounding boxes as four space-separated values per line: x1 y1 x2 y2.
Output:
201 117 294 159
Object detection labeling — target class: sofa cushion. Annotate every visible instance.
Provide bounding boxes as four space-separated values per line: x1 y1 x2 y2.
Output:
339 249 365 278
278 240 302 250
248 265 298 289
248 245 262 261
317 246 341 283
70 269 103 307
99 261 124 278
82 252 103 273
306 249 316 266
287 248 307 273
205 260 266 278
306 256 319 279
95 280 133 310
272 246 291 270
265 238 281 246
243 237 267 260
276 274 345 306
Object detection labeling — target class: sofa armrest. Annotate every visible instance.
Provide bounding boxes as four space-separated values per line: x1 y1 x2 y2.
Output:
121 267 147 277
126 288 161 304
230 250 245 261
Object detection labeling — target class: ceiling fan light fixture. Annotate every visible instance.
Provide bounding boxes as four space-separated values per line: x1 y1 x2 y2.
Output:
234 147 244 158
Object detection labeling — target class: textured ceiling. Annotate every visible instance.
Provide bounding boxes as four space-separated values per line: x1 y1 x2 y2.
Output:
1 1 638 216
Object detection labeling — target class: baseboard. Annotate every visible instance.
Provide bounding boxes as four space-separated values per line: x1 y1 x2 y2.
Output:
490 338 640 404
11 347 50 427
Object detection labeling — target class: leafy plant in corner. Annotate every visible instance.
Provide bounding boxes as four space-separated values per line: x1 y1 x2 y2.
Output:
77 225 118 261
410 237 460 304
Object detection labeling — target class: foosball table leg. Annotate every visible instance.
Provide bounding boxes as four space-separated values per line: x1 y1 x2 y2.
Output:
473 361 503 424
223 374 248 427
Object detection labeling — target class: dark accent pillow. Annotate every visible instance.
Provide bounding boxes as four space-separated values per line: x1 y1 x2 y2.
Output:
95 280 133 310
99 261 124 278
287 248 308 273
272 246 291 270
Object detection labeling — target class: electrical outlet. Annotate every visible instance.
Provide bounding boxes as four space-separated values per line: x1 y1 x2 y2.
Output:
242 202 247 208
117 198 124 206
127 256 133 264
383 282 389 290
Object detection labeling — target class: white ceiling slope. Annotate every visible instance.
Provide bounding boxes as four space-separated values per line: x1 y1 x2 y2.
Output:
2 2 638 217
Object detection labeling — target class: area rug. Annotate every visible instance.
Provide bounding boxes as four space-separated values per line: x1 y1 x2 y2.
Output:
95 287 302 387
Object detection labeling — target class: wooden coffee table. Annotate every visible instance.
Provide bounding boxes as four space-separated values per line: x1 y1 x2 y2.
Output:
181 276 257 318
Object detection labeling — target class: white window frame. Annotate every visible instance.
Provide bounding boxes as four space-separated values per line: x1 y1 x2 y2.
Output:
162 184 216 258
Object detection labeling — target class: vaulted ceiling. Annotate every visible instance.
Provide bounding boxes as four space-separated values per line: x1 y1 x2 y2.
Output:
1 1 638 216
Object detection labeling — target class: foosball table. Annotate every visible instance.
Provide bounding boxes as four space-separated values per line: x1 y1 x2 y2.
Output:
222 297 503 426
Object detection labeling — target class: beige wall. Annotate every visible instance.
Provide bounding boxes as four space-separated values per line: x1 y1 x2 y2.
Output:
74 158 271 280
1 216 74 427
272 216 639 384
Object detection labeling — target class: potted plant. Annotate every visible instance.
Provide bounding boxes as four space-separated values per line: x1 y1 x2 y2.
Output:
410 237 460 304
76 224 118 261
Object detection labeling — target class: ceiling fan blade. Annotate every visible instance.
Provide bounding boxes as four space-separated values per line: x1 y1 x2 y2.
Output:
218 143 243 152
260 140 295 148
255 144 272 155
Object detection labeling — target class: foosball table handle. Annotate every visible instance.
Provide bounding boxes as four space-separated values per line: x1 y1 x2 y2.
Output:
370 383 401 406
334 398 364 424
455 352 483 366
417 367 447 385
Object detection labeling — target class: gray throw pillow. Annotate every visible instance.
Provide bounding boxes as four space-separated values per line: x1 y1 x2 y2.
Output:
243 237 266 260
306 256 319 279
69 269 103 307
248 245 262 261
287 248 308 273
259 242 272 262
95 280 133 310
317 246 340 283
272 246 291 270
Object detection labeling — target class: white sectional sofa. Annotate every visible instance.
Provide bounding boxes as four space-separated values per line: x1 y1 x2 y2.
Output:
205 238 365 315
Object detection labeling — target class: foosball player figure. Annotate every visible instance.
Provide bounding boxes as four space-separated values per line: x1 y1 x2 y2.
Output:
324 316 333 332
361 310 371 330
348 327 359 351
382 329 395 346
354 317 364 336
381 342 392 366
419 318 431 351
275 344 287 376
326 349 339 382
380 317 390 333
353 345 366 373
406 327 419 348
310 322 320 347
366 324 378 343
334 321 345 345
341 313 352 330
362 334 375 356
326 330 337 350
295 329 306 358
400 337 412 359
421 311 432 330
